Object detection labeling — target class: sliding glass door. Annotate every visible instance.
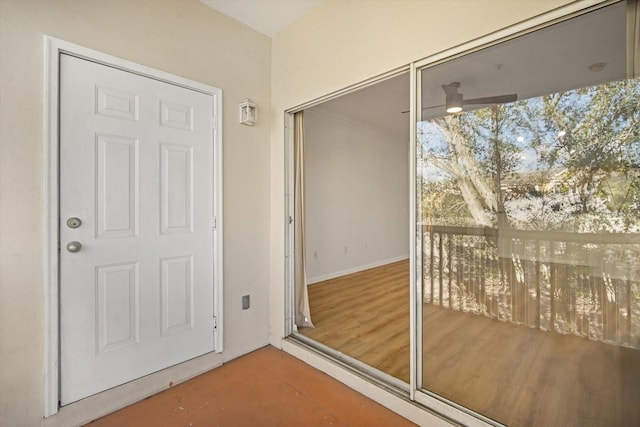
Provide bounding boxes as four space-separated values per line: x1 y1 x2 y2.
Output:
414 2 639 425
285 1 639 425
287 72 412 387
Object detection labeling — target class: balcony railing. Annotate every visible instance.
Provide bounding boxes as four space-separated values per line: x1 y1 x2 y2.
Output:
422 225 640 349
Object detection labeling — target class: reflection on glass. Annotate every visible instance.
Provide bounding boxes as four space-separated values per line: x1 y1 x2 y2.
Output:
417 4 639 425
298 73 411 384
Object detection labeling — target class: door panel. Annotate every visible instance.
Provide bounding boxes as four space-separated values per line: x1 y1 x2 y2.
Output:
96 262 139 353
160 143 193 234
60 54 215 405
161 255 194 335
96 134 138 238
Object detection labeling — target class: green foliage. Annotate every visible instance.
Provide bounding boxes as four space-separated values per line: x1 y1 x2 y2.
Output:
420 178 473 227
420 77 640 232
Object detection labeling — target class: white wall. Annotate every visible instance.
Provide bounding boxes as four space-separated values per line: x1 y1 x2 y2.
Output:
0 1 271 425
304 109 408 283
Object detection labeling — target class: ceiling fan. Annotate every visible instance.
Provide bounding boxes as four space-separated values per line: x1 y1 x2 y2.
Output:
401 82 517 114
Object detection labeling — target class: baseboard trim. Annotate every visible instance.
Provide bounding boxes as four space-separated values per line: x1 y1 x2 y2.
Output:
307 256 409 285
43 351 224 427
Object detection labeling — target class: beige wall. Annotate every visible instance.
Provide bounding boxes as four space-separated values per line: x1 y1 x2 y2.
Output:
0 0 271 425
268 0 577 340
0 0 607 425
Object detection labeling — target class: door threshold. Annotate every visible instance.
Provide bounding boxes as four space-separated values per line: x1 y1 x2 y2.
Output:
287 333 410 397
283 335 461 426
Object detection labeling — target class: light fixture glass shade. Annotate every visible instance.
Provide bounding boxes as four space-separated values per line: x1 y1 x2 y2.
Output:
446 94 463 113
239 98 257 126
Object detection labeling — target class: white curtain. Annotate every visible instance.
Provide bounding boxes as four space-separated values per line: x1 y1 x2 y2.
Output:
294 111 314 328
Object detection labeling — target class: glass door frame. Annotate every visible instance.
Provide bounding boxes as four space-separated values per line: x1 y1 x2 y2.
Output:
410 1 626 425
283 67 414 394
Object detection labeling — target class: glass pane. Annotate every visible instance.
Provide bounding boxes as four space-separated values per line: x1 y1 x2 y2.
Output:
298 73 411 384
417 3 640 425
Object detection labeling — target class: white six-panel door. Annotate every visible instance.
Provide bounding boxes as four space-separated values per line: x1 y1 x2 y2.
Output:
59 54 215 404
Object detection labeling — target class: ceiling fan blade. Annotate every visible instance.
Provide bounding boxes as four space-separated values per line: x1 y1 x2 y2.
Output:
463 94 517 105
400 104 445 114
400 87 516 114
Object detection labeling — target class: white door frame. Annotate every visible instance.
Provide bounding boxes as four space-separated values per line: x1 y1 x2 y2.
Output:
44 36 224 417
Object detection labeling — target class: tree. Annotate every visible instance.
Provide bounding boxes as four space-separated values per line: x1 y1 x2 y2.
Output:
419 77 640 232
419 105 520 227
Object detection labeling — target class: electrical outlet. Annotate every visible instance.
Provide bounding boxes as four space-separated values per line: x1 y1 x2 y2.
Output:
242 295 250 310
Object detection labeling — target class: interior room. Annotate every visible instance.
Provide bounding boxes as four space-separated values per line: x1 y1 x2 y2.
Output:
297 73 411 382
0 0 638 426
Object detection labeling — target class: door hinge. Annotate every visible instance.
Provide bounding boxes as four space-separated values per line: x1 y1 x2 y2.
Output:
213 316 218 330
212 217 217 230
288 216 293 224
212 115 217 130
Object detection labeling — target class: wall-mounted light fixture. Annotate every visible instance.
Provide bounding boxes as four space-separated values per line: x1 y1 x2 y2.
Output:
239 98 257 126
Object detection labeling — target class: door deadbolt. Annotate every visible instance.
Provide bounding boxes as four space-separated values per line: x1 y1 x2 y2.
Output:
66 217 82 229
66 241 82 253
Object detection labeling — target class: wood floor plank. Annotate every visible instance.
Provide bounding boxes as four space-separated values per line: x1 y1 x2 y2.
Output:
302 260 410 382
301 259 640 426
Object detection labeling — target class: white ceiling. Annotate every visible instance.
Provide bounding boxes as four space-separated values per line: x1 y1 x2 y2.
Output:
200 0 324 37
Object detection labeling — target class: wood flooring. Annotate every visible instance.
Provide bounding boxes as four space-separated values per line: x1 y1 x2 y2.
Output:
300 259 640 426
301 260 411 382
86 346 416 427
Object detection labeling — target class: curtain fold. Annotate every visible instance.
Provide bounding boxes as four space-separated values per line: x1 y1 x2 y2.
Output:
294 111 314 328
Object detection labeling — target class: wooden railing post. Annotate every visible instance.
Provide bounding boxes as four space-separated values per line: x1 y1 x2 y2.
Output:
448 235 453 309
550 247 556 333
535 240 541 329
438 233 443 306
627 253 633 346
429 228 434 304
